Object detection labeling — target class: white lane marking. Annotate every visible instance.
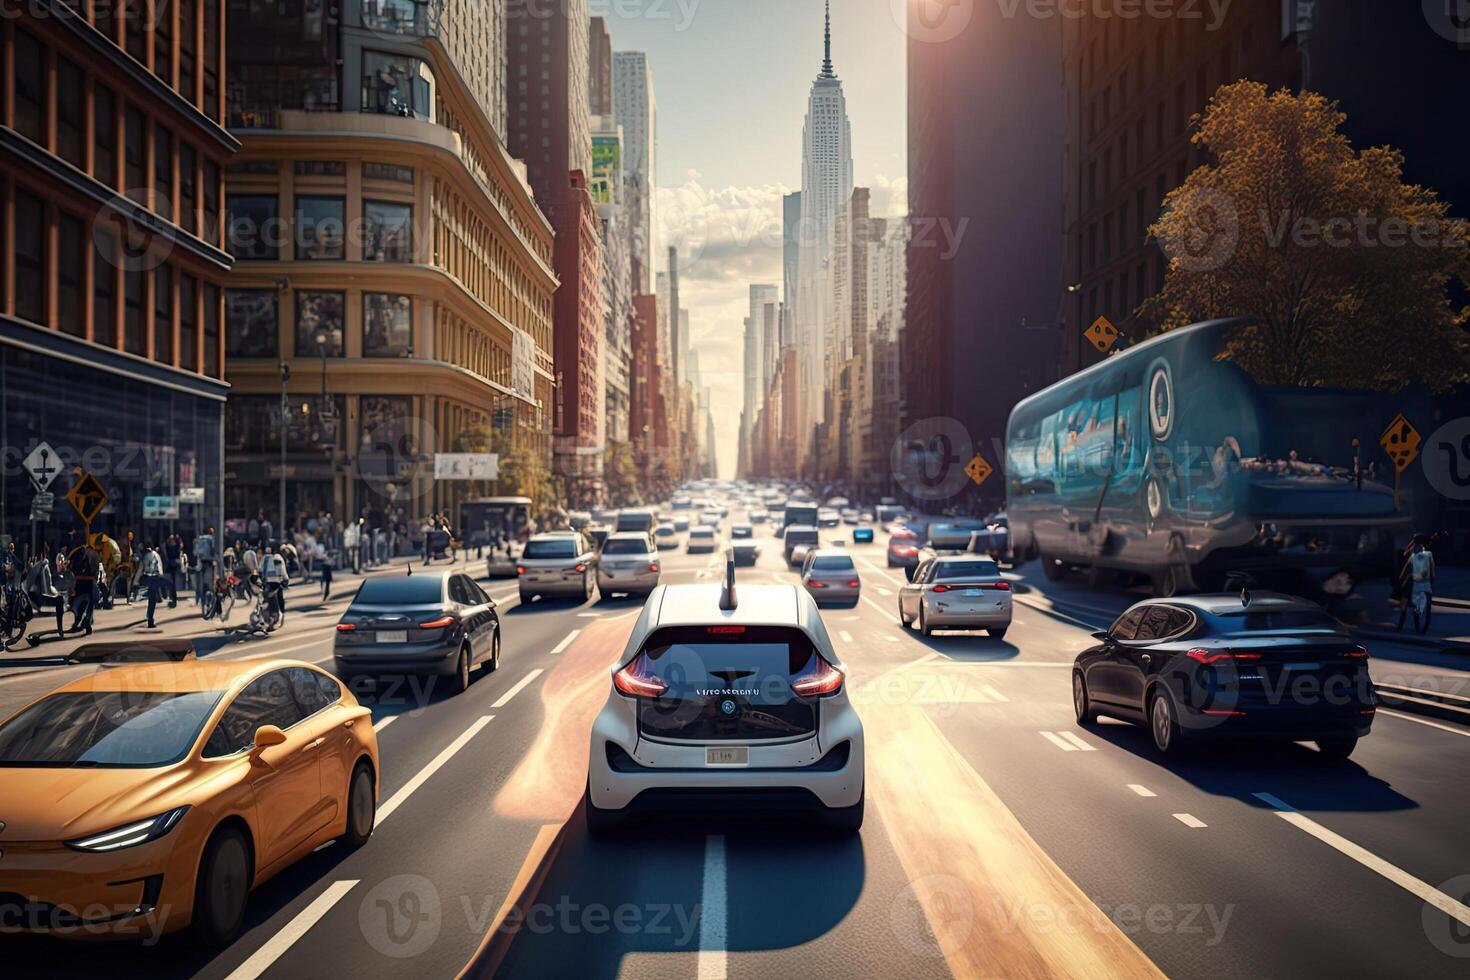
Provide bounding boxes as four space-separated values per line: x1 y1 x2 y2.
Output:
838 630 853 643
858 558 904 586
1377 708 1470 739
697 834 728 980
1254 792 1470 927
876 586 893 597
376 716 493 826
861 594 897 621
1128 784 1157 798
883 635 899 644
1056 731 1096 752
1040 731 1077 752
224 880 360 980
492 668 545 709
1173 813 1207 829
550 629 581 654
981 684 1008 702
373 715 397 732
577 612 604 618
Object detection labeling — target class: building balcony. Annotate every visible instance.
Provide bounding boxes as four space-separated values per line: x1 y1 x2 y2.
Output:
360 0 444 39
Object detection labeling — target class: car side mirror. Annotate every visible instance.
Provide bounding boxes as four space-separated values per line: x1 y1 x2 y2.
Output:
252 725 287 755
1091 631 1113 644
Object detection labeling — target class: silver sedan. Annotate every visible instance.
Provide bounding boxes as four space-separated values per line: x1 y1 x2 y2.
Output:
596 532 661 597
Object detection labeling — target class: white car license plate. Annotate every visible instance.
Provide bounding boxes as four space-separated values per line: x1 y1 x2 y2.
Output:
706 746 748 766
377 630 408 643
965 588 983 597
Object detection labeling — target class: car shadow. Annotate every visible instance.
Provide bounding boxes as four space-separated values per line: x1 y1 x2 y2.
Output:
496 806 866 977
2 840 360 978
904 629 1022 663
1084 719 1417 813
595 593 647 608
504 595 593 617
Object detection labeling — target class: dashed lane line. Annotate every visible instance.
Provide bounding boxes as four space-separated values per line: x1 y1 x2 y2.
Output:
1055 731 1095 752
375 715 494 827
223 880 360 980
491 668 544 709
1040 731 1077 752
1173 814 1207 829
550 629 581 655
697 834 728 980
1127 784 1157 798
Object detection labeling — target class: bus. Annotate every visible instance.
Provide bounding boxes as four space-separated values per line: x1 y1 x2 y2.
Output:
783 502 819 529
459 497 533 551
1005 318 1418 596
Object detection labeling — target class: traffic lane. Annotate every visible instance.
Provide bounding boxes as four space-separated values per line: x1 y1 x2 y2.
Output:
907 606 1470 979
2 584 584 977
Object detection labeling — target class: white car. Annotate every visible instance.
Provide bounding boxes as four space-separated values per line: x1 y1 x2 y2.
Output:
596 532 661 598
898 555 1013 638
585 565 865 833
687 527 720 553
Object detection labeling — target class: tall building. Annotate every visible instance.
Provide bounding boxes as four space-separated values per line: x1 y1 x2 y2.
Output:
224 1 558 527
667 246 682 385
795 1 853 470
588 16 613 117
614 51 657 293
0 0 234 547
903 0 1062 509
508 0 605 505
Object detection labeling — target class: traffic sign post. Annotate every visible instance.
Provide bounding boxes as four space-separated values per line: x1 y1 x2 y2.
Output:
22 441 62 492
965 453 993 487
1380 413 1422 512
66 471 110 540
1084 316 1122 354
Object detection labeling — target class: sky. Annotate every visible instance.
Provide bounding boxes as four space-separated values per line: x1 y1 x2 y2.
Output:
599 0 909 477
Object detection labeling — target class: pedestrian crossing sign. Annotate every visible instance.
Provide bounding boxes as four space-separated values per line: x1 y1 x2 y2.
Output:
1085 316 1121 353
965 454 993 486
67 472 110 525
1379 414 1421 473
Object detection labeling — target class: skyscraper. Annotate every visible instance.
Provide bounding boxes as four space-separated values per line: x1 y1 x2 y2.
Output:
795 0 853 471
614 51 657 293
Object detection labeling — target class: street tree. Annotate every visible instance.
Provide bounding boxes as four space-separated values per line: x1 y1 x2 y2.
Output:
1142 81 1470 392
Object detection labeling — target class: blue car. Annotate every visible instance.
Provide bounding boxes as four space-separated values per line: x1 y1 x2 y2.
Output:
852 527 874 544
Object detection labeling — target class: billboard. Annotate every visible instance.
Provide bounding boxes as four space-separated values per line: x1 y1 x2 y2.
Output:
434 454 499 481
591 135 621 205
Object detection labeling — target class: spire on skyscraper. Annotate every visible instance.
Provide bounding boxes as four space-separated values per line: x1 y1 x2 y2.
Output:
820 0 836 80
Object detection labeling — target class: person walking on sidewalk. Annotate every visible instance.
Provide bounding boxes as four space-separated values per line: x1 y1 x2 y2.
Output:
163 533 184 608
24 551 65 640
320 552 334 601
1397 535 1437 635
68 542 100 635
138 543 165 629
194 526 218 603
261 546 290 625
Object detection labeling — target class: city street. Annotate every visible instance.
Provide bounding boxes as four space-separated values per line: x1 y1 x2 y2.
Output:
6 522 1469 979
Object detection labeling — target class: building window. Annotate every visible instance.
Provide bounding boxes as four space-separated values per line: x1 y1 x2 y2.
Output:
12 28 46 145
203 0 219 119
203 283 220 377
154 0 172 82
94 229 118 346
13 191 46 324
57 58 86 169
180 142 198 235
361 51 434 119
294 196 346 260
296 291 346 357
58 213 86 336
124 269 146 355
359 395 414 468
95 85 118 188
294 160 347 176
125 0 147 63
155 124 174 214
364 163 413 183
227 194 280 260
125 107 147 204
364 293 413 357
180 274 197 371
225 289 279 357
203 159 221 245
180 0 197 102
155 265 174 364
363 200 412 261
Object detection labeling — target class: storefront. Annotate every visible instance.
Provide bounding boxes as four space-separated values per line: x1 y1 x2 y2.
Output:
0 321 225 556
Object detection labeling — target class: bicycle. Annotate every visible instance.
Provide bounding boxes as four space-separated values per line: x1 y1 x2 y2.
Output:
246 583 284 635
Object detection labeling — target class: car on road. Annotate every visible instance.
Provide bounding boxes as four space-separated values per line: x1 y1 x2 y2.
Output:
1071 593 1375 759
335 571 502 688
897 555 1012 639
673 517 691 533
817 507 842 528
687 527 721 553
567 510 592 531
887 528 921 568
653 523 681 550
783 524 820 566
750 509 768 524
801 549 862 604
518 531 599 602
584 566 864 834
852 526 874 544
698 510 722 528
614 508 657 534
731 541 762 566
597 532 662 598
840 508 860 525
926 520 987 552
0 654 379 945
731 522 753 540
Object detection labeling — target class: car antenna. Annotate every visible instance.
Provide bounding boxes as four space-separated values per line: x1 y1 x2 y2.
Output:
719 553 737 610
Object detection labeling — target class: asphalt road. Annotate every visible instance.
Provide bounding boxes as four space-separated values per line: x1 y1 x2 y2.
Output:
5 524 1470 978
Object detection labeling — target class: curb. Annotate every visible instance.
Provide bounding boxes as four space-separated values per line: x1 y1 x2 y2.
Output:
457 814 577 979
1374 683 1470 727
1352 628 1470 654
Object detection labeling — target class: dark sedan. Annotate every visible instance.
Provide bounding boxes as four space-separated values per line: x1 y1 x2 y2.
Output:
334 571 501 694
1072 593 1374 759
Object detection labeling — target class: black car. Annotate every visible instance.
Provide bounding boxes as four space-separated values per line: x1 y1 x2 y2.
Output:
1072 593 1374 759
334 571 501 694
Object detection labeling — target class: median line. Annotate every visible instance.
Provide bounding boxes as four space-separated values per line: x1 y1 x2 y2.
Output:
492 668 545 709
550 629 581 655
376 715 494 826
697 834 729 979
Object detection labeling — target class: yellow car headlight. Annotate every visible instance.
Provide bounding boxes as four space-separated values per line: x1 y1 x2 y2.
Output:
65 806 190 852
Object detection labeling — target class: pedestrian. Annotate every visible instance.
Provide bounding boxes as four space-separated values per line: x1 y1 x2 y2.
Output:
320 552 334 601
68 542 100 635
53 554 75 638
261 546 290 623
194 525 218 603
138 542 165 629
163 533 183 608
24 552 65 640
1398 535 1436 635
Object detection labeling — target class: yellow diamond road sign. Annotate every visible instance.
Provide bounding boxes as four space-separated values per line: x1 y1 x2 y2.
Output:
1085 316 1121 353
1379 413 1421 473
67 471 109 525
965 454 993 486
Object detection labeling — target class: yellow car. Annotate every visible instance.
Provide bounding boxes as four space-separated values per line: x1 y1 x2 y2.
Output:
0 652 379 945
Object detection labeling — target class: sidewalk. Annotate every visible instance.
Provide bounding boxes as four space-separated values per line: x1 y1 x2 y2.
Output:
0 550 487 673
1337 563 1470 652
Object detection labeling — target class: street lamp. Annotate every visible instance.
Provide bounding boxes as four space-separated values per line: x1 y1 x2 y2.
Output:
316 330 336 521
279 360 291 545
